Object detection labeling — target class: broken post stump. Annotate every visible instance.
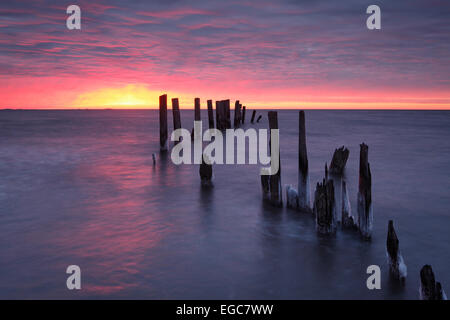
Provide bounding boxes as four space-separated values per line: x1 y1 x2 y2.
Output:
298 111 311 211
329 146 349 175
261 174 270 201
159 94 168 151
242 106 246 124
314 176 336 235
357 143 372 239
207 99 214 129
420 265 447 300
251 110 256 123
199 153 213 187
286 185 299 209
268 111 282 207
386 220 407 282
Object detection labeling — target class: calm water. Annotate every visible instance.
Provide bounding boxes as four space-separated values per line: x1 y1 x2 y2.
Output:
0 109 449 299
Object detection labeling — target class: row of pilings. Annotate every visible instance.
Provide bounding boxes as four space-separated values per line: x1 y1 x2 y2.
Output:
157 94 446 300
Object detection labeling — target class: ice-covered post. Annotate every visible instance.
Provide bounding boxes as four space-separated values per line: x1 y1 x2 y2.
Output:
386 220 407 282
207 99 214 129
420 265 446 300
329 146 349 175
357 143 372 239
159 94 168 151
268 111 282 207
341 180 356 228
314 174 336 235
242 106 246 124
298 111 311 211
251 110 256 123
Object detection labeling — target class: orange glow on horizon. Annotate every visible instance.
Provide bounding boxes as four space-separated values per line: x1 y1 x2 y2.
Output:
68 84 450 110
1 80 449 110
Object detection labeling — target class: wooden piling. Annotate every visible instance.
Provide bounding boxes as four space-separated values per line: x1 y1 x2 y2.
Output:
341 180 356 228
261 175 270 201
314 177 336 235
207 100 214 129
386 220 407 282
216 100 228 131
420 265 446 300
199 153 213 187
242 106 246 124
357 143 372 239
329 146 349 175
215 101 220 130
298 111 310 210
234 100 241 128
268 111 282 207
256 115 262 123
194 98 201 122
251 110 256 123
171 98 181 139
159 94 168 151
225 99 231 129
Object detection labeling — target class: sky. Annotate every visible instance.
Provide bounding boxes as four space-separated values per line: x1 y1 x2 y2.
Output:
0 0 449 109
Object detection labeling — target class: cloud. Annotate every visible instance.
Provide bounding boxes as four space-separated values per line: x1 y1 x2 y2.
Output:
0 0 449 108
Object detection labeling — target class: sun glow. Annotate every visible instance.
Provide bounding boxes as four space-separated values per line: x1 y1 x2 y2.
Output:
72 84 162 108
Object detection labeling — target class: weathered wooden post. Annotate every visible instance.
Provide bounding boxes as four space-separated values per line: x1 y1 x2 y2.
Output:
199 153 213 187
225 99 231 129
420 265 446 300
217 100 228 131
159 94 168 151
256 115 262 123
329 146 349 175
261 175 270 201
193 98 202 141
298 111 311 211
234 100 241 128
328 146 349 224
251 110 256 123
341 180 356 228
242 106 246 124
357 143 372 239
152 153 156 166
314 171 336 235
194 98 201 122
171 98 181 145
286 185 299 208
207 99 214 129
215 101 221 130
386 220 407 282
268 111 282 207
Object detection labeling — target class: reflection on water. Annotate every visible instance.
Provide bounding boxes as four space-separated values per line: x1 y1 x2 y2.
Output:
0 110 449 299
